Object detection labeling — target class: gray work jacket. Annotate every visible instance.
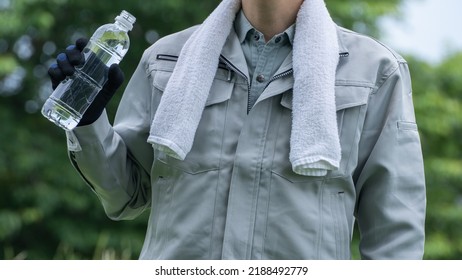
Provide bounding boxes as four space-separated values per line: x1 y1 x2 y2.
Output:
66 25 426 260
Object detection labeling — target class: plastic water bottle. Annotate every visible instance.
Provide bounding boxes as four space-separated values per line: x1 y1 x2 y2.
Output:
42 10 136 130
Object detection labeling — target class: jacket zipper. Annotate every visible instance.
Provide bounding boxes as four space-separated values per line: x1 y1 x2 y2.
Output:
158 54 248 109
265 69 293 91
159 52 347 113
263 51 348 92
219 55 252 113
220 55 296 113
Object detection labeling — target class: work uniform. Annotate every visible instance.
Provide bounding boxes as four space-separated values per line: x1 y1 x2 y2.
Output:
66 13 426 259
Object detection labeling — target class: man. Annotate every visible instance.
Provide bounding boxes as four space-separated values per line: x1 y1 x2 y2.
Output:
49 0 426 259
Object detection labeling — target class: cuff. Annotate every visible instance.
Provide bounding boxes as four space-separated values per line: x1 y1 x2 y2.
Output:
66 111 112 151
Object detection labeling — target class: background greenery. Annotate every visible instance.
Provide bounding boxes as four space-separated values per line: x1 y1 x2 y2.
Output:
0 0 460 259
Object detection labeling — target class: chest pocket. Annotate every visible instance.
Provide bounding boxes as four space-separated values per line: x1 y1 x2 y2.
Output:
274 85 371 182
148 54 234 174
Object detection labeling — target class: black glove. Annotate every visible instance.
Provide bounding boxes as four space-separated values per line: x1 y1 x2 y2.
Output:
48 38 124 126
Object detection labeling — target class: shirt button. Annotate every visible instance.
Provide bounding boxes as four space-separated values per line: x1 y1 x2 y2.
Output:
275 36 282 43
256 74 266 83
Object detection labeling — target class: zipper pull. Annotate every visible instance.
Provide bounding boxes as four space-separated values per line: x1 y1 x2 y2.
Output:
227 69 232 81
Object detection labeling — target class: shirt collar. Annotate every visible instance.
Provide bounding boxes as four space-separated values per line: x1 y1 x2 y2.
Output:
234 10 295 45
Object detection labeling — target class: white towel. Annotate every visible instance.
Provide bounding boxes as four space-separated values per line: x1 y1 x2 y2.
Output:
148 0 341 176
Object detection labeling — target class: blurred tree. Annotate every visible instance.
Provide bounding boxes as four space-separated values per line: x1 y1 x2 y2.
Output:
0 0 222 260
327 0 404 36
407 52 462 259
3 0 460 260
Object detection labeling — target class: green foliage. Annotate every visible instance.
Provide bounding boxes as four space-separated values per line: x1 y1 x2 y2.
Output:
2 0 460 260
406 52 462 259
1 0 222 260
326 0 404 36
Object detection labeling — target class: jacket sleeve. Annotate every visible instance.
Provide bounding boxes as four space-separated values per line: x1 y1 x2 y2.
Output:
354 59 426 259
66 50 153 221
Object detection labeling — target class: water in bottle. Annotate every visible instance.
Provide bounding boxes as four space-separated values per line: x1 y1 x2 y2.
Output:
42 10 136 130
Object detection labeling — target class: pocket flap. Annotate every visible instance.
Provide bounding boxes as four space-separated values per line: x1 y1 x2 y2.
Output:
280 85 371 111
152 70 233 106
335 86 371 111
149 55 178 91
205 79 234 106
152 70 172 92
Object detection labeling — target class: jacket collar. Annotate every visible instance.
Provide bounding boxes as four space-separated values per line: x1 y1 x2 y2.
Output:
234 10 295 45
220 24 350 80
336 25 350 57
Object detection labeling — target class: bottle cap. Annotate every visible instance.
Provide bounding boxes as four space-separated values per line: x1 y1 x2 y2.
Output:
115 10 136 31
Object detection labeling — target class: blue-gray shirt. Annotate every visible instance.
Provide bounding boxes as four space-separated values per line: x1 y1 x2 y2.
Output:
234 10 295 109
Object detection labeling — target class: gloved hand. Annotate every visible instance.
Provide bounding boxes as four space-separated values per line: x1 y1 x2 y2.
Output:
48 38 125 126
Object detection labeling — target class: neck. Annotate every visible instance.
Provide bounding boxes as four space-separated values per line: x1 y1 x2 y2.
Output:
241 0 303 41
